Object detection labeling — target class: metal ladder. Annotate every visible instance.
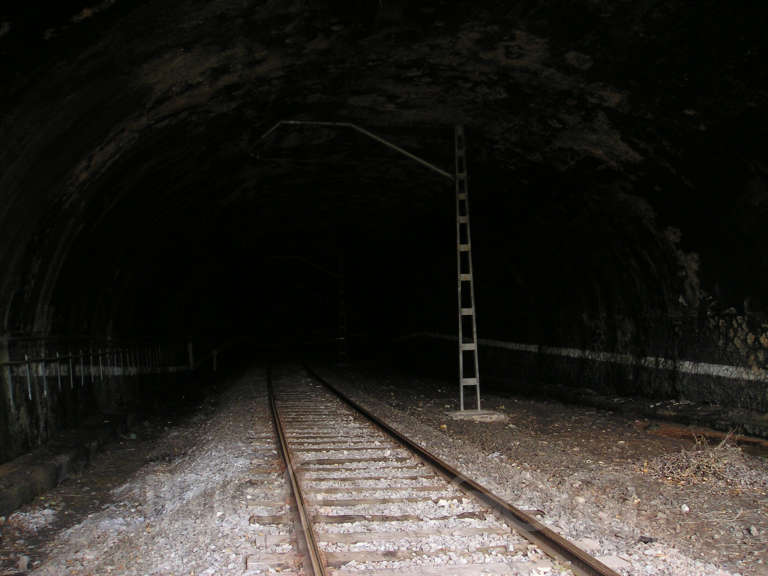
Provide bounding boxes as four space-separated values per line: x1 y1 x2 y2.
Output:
455 125 481 411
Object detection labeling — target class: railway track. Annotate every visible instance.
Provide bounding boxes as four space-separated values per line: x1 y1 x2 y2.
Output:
251 365 622 576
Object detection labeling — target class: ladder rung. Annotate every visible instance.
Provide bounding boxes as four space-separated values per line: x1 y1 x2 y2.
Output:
461 343 476 351
460 273 472 281
457 193 467 200
461 308 474 316
458 243 470 251
458 215 468 223
461 378 478 386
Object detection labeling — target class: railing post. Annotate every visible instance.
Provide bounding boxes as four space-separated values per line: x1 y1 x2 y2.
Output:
69 353 74 389
0 337 11 411
99 348 104 381
56 352 62 391
41 356 48 398
80 350 85 388
6 364 14 409
24 354 32 400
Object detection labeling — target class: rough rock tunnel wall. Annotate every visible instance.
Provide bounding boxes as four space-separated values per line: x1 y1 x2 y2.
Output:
401 301 768 416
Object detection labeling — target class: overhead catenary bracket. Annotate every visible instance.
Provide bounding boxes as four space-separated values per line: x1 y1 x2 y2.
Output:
258 120 455 181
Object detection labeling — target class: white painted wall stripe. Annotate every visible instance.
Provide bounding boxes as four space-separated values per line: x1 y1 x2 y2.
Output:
403 333 768 383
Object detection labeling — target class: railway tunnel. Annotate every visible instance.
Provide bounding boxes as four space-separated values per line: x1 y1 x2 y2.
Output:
1 1 767 575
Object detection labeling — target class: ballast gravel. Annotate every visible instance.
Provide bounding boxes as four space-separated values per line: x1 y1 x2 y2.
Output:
318 365 768 576
5 363 765 575
7 370 300 576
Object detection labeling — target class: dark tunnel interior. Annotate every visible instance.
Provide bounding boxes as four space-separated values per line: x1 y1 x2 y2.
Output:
2 3 768 574
1 0 767 463
45 121 460 349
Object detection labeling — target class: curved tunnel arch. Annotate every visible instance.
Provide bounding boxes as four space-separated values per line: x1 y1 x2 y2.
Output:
1 0 766 462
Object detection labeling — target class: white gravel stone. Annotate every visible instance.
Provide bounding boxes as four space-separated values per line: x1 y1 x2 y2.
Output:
599 555 632 570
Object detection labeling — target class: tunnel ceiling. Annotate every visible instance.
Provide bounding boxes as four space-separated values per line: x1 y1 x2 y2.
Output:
0 0 766 345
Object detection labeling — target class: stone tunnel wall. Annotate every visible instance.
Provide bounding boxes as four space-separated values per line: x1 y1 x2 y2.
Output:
400 306 768 416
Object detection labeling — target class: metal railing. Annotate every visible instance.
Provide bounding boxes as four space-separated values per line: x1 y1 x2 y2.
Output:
1 342 175 411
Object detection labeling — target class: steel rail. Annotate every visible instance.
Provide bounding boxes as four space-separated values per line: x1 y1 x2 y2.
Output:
266 366 327 576
303 365 624 576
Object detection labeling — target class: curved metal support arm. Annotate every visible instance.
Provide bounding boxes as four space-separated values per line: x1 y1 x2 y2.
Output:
259 120 455 181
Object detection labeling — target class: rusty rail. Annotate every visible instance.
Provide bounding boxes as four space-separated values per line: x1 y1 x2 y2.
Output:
266 366 327 576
